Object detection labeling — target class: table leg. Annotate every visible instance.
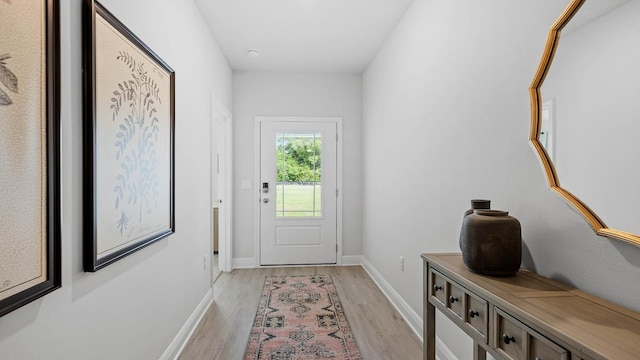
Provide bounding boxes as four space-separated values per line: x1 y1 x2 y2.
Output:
473 340 487 360
424 264 435 360
424 300 435 360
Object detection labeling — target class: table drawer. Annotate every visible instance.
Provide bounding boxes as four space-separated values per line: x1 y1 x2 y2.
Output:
447 282 465 319
494 307 567 360
495 308 526 359
429 268 447 306
465 291 488 340
530 335 567 360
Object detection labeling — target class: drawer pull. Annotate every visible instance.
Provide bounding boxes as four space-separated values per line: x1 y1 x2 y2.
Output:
468 309 479 318
433 285 442 292
502 334 515 345
449 296 459 303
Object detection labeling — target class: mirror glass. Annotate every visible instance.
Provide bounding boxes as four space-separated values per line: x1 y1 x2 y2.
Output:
539 0 640 238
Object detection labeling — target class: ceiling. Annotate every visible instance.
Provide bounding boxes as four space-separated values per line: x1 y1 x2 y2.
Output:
194 0 414 73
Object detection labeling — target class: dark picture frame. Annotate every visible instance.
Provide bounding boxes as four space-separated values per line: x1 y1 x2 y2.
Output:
0 0 61 317
83 0 175 272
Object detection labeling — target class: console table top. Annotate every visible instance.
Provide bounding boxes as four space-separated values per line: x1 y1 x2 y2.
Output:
422 253 640 360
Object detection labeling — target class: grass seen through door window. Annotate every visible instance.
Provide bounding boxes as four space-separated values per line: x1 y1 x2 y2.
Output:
276 183 322 217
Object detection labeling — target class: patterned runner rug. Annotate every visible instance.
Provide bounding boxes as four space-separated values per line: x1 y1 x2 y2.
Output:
243 274 362 360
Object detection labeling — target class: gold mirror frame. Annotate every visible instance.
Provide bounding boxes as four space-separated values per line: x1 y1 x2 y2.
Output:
529 0 640 246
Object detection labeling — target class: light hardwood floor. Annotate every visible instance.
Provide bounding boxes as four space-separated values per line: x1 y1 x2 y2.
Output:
178 266 423 359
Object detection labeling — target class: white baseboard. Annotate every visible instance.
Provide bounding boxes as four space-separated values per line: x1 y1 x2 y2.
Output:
232 257 257 269
341 255 363 266
360 257 457 360
232 257 362 268
161 289 213 360
436 336 458 360
361 257 423 339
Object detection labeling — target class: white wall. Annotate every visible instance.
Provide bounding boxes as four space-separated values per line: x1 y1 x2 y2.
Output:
0 0 232 359
363 0 640 358
232 72 363 263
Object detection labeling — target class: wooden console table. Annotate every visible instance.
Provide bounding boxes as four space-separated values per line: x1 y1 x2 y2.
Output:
422 253 640 360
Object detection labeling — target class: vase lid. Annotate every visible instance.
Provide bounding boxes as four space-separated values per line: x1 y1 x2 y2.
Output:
470 199 491 208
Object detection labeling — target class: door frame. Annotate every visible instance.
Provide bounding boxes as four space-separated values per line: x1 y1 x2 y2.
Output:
254 116 343 267
210 96 233 274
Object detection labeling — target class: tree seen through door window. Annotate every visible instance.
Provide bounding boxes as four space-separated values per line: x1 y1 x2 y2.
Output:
276 133 322 217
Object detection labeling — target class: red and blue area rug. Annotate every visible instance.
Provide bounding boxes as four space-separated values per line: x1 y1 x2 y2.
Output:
243 274 362 360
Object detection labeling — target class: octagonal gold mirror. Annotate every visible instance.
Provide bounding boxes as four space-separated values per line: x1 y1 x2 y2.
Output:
530 0 640 246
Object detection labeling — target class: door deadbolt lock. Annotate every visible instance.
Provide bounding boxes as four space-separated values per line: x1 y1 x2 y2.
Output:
263 198 270 203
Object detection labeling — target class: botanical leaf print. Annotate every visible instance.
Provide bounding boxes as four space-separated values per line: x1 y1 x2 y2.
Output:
110 51 162 235
0 88 11 105
0 54 18 106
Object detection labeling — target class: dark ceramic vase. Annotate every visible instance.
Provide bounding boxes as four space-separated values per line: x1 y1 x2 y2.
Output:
460 199 491 251
459 209 522 276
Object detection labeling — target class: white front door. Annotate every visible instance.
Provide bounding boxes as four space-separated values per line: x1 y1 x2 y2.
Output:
260 119 338 265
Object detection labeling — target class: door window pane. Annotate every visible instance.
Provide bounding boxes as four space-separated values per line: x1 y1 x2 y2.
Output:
275 132 322 217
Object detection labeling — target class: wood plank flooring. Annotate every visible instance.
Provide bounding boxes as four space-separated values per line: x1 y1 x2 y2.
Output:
178 266 423 359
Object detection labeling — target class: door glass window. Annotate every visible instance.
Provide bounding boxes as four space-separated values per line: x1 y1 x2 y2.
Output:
275 132 322 217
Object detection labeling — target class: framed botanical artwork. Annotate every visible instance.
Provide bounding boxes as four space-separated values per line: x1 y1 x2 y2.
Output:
0 0 61 317
83 0 175 272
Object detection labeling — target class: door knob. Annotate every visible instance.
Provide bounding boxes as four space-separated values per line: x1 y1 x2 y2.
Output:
263 198 269 203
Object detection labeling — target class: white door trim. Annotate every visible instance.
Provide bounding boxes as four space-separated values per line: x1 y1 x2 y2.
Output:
210 96 233 273
254 116 343 267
